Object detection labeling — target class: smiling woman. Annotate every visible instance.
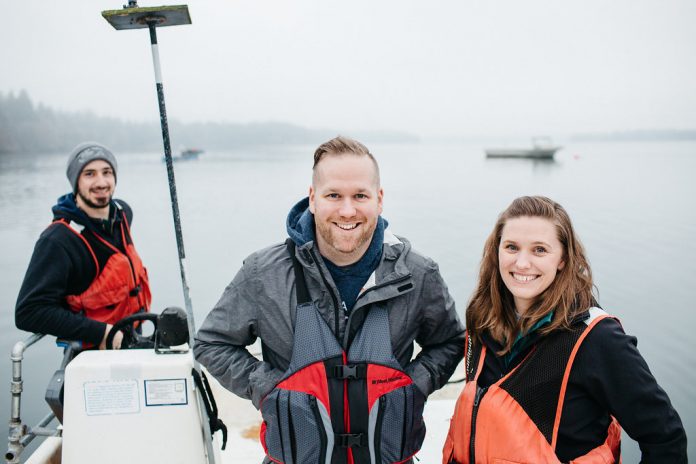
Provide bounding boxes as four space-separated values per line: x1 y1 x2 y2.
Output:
441 196 687 464
498 216 566 315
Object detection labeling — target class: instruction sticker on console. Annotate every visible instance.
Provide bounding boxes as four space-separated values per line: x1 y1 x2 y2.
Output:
144 378 188 406
83 379 140 415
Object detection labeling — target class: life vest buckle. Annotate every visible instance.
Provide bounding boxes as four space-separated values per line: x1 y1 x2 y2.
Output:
335 433 366 448
129 284 142 297
330 364 367 380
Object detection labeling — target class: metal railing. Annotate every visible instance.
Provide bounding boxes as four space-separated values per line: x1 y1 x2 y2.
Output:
5 334 75 464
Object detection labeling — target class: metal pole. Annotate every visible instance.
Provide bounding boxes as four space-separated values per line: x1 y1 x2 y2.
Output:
146 21 196 343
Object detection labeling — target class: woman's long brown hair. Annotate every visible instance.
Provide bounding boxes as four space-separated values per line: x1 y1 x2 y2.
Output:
466 196 595 354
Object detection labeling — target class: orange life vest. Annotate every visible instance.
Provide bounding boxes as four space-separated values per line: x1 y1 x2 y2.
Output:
57 212 151 326
443 308 621 464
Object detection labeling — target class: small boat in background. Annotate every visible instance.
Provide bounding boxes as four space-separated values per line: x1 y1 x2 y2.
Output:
179 148 204 160
164 148 205 162
485 137 561 159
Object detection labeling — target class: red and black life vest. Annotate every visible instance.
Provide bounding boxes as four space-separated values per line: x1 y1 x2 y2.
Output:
259 241 426 464
442 308 621 464
56 208 151 327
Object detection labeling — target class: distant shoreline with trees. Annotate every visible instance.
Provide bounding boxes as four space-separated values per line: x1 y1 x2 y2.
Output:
2 90 694 155
0 91 418 155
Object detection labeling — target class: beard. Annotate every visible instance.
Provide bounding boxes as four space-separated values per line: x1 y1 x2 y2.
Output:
77 190 112 210
315 217 376 260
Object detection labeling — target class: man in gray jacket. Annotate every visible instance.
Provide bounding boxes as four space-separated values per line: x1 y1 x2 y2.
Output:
194 136 464 463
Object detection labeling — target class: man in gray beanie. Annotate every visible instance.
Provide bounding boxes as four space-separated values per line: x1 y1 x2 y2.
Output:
15 142 151 349
66 142 119 194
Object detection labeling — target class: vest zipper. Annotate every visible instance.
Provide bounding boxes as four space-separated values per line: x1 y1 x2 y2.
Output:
309 396 328 464
400 388 409 460
309 248 341 337
275 396 286 463
287 392 297 464
374 396 386 464
469 385 488 463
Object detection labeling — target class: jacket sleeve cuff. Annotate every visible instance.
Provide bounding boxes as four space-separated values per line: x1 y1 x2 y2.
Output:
85 320 109 346
407 362 433 397
248 362 284 410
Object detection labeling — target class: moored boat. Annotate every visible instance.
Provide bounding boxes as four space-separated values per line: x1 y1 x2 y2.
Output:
163 148 205 163
180 148 204 160
485 137 562 159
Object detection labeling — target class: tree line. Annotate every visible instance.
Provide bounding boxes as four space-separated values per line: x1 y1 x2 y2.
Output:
0 91 417 155
0 90 159 154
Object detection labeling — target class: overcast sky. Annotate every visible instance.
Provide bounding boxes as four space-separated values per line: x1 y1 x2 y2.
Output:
2 0 695 137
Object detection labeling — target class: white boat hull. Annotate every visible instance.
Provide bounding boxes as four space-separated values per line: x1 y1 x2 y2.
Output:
485 147 560 159
61 350 220 464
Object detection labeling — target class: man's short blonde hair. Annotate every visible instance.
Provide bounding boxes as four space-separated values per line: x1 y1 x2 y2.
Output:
312 136 380 186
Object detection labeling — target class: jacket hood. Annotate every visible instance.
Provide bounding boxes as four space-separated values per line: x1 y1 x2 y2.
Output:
286 197 316 246
52 193 118 233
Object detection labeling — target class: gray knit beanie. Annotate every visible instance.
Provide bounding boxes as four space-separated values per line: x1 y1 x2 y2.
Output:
66 142 118 193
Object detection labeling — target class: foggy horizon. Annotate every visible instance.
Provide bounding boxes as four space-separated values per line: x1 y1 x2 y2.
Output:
4 88 696 141
2 1 695 139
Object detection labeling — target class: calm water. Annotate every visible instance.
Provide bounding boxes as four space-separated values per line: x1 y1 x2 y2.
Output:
1 140 694 461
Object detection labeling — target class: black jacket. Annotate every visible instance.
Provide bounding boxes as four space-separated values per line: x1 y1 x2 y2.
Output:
15 194 133 345
478 314 687 463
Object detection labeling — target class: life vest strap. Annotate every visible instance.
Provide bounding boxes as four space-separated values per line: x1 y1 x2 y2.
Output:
328 363 367 380
191 368 228 450
286 239 311 304
335 433 367 448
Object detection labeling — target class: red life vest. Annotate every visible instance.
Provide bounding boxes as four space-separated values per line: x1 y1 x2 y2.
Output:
258 241 426 464
442 308 621 464
56 211 151 327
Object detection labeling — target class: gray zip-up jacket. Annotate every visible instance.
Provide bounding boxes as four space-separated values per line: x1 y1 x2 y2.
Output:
194 230 465 409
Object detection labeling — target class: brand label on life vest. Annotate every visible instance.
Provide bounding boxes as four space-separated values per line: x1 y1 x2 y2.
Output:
144 378 188 406
83 379 140 416
372 376 402 384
